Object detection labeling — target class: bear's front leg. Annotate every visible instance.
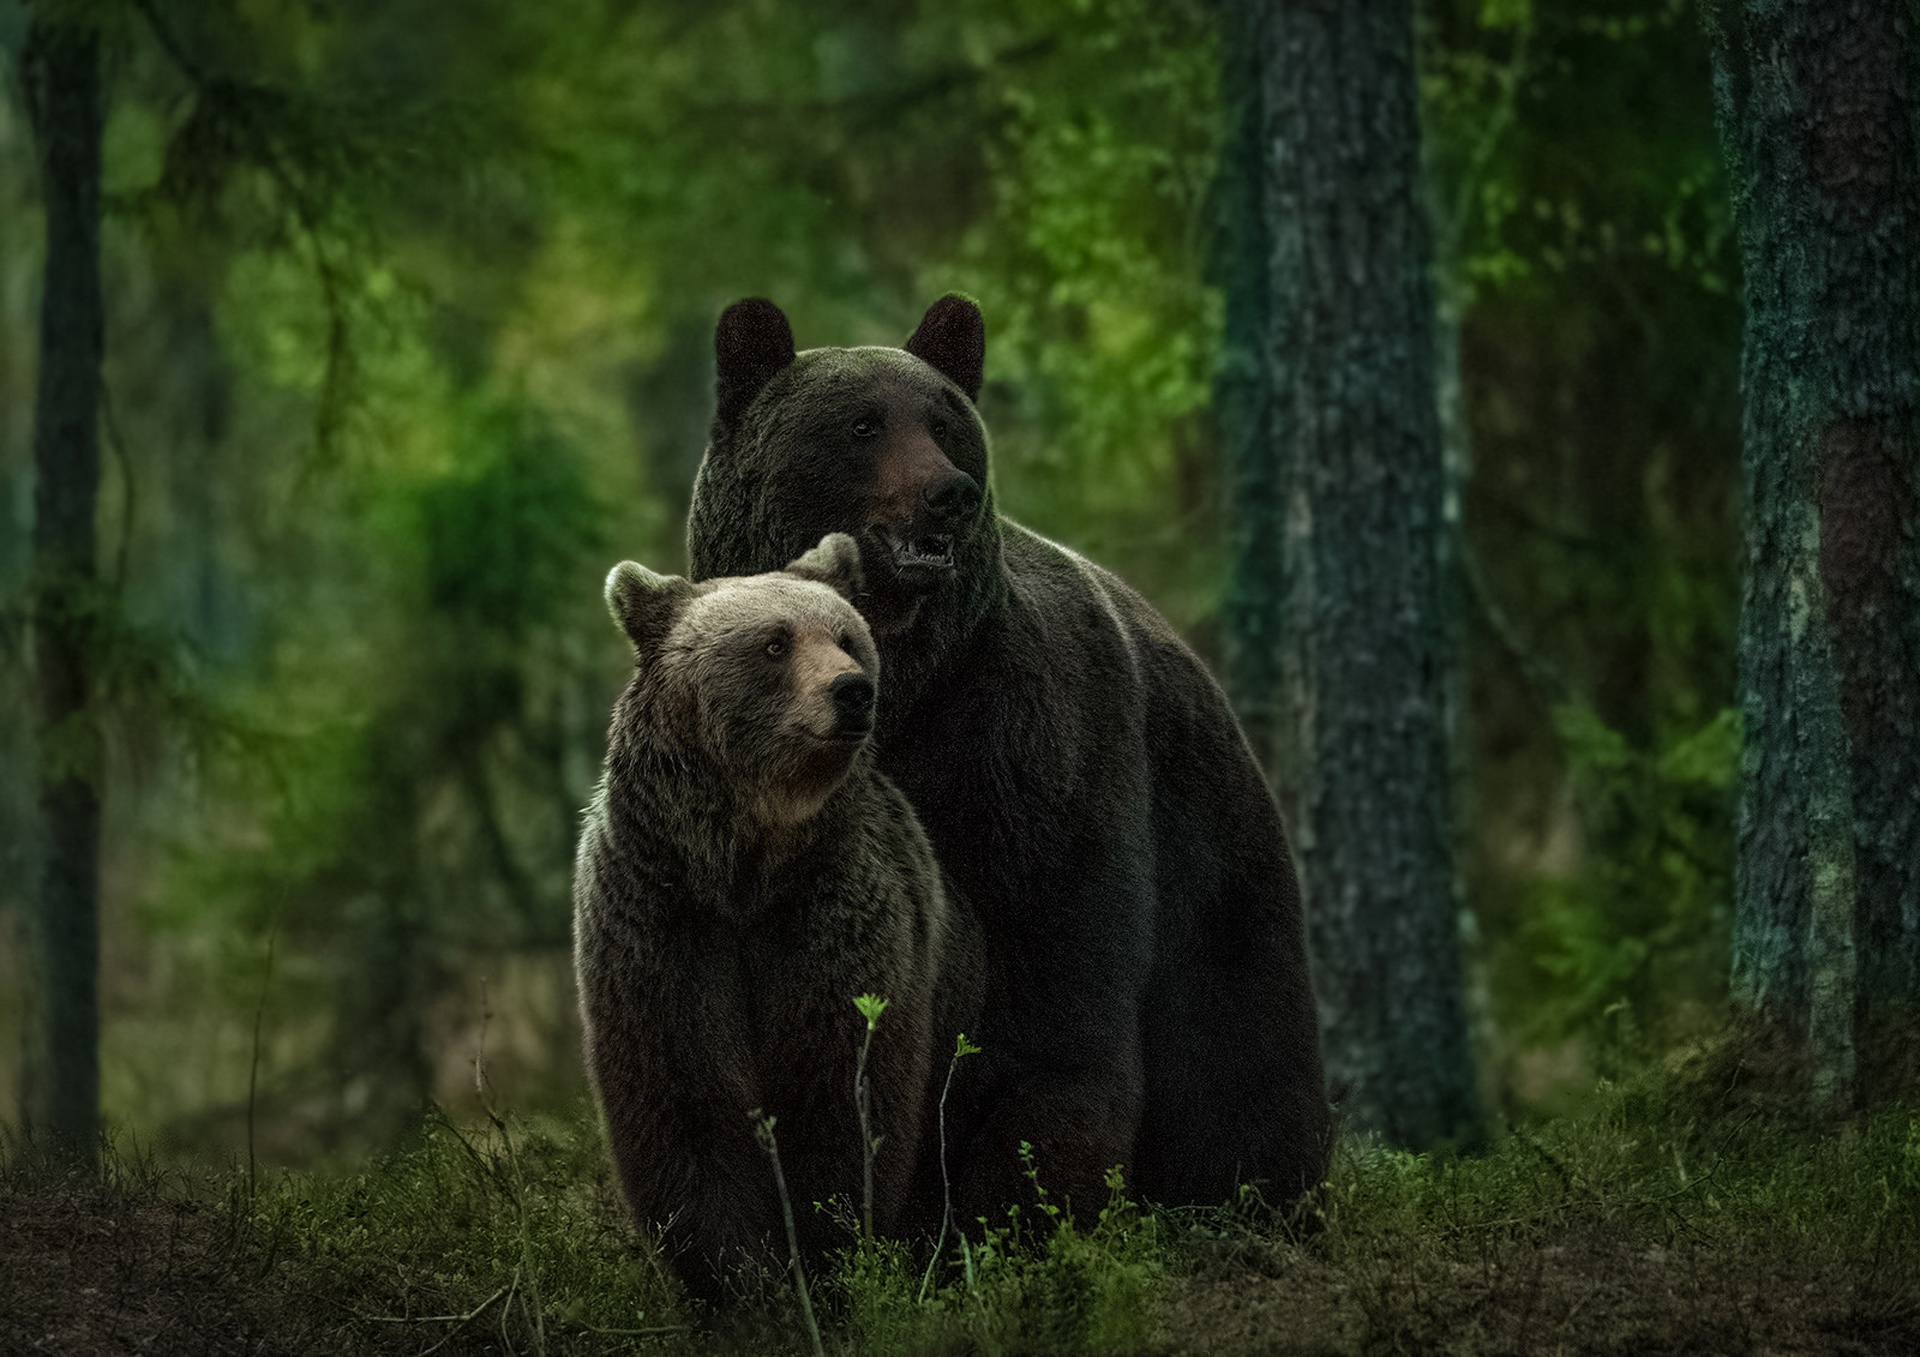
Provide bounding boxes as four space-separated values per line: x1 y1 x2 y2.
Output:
590 1019 789 1303
581 941 786 1305
948 839 1155 1225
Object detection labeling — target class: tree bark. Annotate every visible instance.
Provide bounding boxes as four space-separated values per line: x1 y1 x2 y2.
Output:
1218 0 1282 774
21 14 105 1162
1705 0 1920 1108
1239 0 1479 1147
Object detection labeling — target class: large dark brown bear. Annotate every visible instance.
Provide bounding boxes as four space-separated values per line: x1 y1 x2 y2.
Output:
687 295 1331 1221
573 533 978 1302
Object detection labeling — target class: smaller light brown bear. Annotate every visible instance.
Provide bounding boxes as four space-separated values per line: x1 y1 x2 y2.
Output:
573 532 975 1304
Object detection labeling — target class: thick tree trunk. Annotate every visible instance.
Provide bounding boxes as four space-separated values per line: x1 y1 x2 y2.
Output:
21 16 105 1161
1241 0 1479 1147
1705 0 1920 1109
1217 0 1282 774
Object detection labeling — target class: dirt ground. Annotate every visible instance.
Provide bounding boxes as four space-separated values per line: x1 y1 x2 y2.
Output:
2 1180 307 1356
1160 1228 1920 1357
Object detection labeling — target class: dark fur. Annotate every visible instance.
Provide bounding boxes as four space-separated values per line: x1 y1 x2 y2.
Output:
688 296 1331 1220
574 538 978 1302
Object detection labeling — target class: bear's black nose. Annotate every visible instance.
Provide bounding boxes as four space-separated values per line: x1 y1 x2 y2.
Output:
922 469 982 526
830 672 876 735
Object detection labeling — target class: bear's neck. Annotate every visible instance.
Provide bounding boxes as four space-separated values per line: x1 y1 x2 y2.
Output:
604 731 854 912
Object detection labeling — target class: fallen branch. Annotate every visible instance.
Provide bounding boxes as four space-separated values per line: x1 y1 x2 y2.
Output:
355 1274 516 1357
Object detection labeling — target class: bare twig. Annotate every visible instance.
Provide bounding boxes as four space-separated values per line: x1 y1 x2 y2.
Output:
567 1321 689 1337
752 1111 825 1357
359 1277 511 1326
919 1033 981 1303
420 1277 515 1357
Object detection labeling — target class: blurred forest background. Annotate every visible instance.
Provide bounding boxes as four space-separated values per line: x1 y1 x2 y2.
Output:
0 0 1742 1165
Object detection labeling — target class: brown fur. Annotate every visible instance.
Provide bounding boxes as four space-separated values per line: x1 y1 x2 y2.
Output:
573 534 979 1303
689 297 1332 1221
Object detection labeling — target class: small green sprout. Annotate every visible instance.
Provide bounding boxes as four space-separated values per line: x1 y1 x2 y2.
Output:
853 994 891 1238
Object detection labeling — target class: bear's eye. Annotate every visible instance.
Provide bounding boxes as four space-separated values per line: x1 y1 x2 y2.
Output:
930 418 948 441
851 418 877 439
838 632 854 651
764 635 788 659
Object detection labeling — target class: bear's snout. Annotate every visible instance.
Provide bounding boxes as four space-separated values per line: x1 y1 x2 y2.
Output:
922 468 982 528
867 429 981 591
830 671 877 736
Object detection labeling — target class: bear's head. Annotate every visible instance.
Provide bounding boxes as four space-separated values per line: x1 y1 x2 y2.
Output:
687 295 1002 713
606 532 881 830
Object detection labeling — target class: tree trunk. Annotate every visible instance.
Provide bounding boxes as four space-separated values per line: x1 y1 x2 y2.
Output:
21 15 105 1162
1242 0 1479 1147
1704 0 1920 1110
1217 0 1282 775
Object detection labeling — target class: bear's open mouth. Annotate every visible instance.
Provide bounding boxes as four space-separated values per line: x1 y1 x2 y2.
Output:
869 526 954 588
906 534 952 564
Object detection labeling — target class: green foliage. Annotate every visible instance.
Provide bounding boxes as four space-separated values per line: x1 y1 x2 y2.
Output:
1500 703 1737 1063
1415 0 1743 1097
119 380 615 1140
941 0 1225 622
409 402 608 650
832 1158 1163 1356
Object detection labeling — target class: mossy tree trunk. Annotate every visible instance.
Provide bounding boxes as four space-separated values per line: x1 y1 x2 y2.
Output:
21 13 106 1163
1223 0 1479 1148
1704 0 1920 1110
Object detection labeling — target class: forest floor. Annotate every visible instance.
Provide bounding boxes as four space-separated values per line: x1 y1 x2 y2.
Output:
4 1061 1917 1356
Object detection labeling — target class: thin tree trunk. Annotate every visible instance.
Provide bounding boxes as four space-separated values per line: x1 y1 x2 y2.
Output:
21 15 105 1163
1254 0 1479 1148
1704 0 1920 1109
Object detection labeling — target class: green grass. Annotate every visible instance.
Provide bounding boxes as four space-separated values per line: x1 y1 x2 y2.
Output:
5 1065 1918 1355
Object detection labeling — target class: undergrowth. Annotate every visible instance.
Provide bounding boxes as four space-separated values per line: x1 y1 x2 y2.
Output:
4 1064 1917 1355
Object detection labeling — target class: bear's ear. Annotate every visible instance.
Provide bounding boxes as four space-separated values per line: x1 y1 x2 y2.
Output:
903 293 984 403
786 532 865 603
714 298 797 426
606 561 693 650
